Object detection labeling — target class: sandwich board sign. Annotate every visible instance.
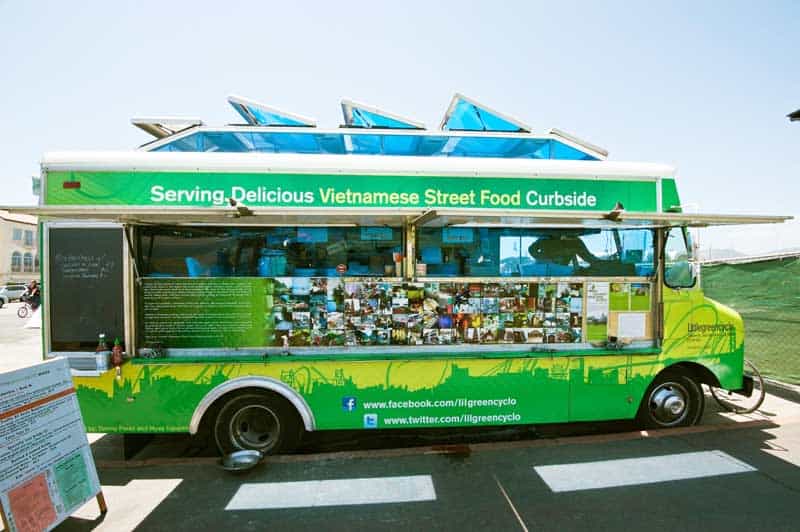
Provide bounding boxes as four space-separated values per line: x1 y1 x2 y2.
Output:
0 358 106 532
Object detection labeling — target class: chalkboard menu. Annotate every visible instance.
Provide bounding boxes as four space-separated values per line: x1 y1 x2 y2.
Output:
49 227 124 351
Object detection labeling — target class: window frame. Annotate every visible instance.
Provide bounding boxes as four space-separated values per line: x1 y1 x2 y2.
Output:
662 226 697 289
137 224 404 278
415 226 655 279
11 251 22 272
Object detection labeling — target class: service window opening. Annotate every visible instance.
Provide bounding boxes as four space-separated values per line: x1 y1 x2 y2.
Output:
132 224 657 353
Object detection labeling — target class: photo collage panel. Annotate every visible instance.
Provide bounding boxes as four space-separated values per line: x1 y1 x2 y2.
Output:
270 279 585 347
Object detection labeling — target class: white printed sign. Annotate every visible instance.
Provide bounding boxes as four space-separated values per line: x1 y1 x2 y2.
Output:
617 312 647 339
0 358 101 532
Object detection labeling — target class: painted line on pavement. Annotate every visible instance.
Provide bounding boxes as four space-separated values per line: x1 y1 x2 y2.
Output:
225 474 436 510
534 450 756 492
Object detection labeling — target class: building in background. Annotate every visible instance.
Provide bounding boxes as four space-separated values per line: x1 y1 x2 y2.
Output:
0 210 38 284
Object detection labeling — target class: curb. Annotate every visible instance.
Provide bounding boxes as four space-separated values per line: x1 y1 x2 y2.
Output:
763 377 800 403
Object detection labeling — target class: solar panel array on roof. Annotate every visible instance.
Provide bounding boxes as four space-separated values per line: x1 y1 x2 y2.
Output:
151 130 600 160
138 93 606 160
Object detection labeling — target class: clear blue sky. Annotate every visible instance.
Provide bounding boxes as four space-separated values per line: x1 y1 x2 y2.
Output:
1 0 797 253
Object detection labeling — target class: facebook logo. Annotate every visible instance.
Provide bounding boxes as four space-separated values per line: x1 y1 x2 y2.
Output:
363 413 378 428
342 397 357 412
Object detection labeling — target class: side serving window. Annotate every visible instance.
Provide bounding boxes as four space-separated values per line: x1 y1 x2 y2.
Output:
664 227 696 288
417 227 654 277
138 225 402 277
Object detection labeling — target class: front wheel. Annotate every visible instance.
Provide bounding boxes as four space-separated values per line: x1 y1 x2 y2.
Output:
17 304 29 319
213 392 302 456
637 370 705 429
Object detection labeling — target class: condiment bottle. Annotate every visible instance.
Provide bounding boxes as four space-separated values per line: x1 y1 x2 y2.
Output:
111 337 124 368
95 333 107 352
95 333 109 372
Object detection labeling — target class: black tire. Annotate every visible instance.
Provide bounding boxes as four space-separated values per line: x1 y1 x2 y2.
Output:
17 305 29 319
637 370 705 429
213 392 302 455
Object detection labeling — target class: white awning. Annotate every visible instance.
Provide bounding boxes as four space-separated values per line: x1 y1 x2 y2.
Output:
416 209 791 228
3 205 424 226
4 205 790 229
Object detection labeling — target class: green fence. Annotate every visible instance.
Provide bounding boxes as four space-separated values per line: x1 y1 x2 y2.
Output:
702 257 800 384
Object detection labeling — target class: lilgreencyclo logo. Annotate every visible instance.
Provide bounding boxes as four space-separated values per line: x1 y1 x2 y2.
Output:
687 323 734 335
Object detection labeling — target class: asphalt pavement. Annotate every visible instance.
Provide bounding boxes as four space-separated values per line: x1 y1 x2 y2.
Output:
2 302 800 531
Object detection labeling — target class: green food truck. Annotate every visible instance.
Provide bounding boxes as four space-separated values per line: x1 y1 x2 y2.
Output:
11 94 790 454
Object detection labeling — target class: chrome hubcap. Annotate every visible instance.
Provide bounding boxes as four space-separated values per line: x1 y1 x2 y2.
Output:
229 404 280 451
648 381 690 426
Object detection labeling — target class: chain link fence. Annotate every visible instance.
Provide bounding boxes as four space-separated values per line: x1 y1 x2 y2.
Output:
701 256 800 384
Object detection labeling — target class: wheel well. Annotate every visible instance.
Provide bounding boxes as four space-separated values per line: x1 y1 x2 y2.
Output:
198 388 300 437
664 362 721 388
189 377 315 436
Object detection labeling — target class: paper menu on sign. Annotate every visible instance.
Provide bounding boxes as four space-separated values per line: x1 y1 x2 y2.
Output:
0 358 101 532
7 473 56 532
53 452 95 511
617 312 647 339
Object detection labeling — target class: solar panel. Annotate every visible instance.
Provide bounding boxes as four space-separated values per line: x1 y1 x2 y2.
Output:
131 117 204 139
341 99 425 129
227 94 316 127
440 93 531 132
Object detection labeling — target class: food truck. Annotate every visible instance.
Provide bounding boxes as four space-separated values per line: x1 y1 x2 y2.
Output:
11 94 790 454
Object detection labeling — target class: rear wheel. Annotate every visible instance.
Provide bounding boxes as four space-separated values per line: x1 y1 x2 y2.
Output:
637 370 704 429
213 392 301 455
17 304 29 318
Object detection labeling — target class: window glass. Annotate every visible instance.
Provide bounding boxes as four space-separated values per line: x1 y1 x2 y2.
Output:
23 253 33 272
139 225 402 277
11 252 21 272
664 227 695 288
34 255 39 272
24 230 33 246
416 227 519 277
12 229 21 241
417 227 654 277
